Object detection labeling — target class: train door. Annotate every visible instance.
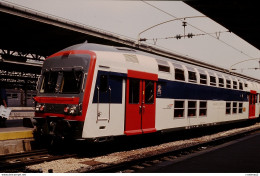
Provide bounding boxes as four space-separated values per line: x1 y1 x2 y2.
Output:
249 90 257 119
125 78 156 135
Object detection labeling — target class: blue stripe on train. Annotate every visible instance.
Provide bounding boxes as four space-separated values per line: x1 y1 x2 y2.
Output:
157 79 248 102
92 70 248 104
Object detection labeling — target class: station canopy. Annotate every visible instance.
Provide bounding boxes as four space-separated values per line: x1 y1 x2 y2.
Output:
0 1 259 90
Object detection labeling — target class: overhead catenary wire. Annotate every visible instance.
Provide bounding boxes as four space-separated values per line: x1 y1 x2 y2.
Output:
141 30 231 45
141 0 256 59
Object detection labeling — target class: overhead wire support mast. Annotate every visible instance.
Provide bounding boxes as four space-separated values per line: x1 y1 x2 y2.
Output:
137 16 206 45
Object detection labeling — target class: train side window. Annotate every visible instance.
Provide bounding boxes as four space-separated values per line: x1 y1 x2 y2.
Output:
226 80 231 88
7 94 11 99
232 102 237 114
239 82 243 90
233 81 238 89
175 68 185 81
157 59 170 73
145 81 154 104
12 94 18 99
199 101 207 116
238 103 243 113
129 79 140 104
27 94 31 99
188 101 196 117
99 75 108 92
188 71 197 83
226 102 231 114
174 100 185 118
200 74 207 85
219 78 224 87
158 65 170 73
210 76 216 86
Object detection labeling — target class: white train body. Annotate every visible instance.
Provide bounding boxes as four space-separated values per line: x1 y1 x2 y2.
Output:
33 43 260 141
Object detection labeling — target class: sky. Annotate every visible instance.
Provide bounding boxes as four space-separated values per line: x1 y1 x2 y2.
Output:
2 0 260 79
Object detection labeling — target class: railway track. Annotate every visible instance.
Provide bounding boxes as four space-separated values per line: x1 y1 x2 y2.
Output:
0 149 77 172
1 122 259 173
86 127 260 173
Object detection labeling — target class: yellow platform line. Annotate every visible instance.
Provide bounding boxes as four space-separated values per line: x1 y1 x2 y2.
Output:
0 130 33 140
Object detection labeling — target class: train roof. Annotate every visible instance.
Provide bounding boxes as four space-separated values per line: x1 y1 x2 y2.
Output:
60 42 260 84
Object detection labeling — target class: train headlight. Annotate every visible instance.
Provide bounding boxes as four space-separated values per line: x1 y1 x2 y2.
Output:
69 105 77 115
40 105 45 111
64 104 81 115
35 104 45 112
64 106 69 113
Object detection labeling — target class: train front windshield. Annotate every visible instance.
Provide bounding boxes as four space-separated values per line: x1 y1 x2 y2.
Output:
40 70 83 94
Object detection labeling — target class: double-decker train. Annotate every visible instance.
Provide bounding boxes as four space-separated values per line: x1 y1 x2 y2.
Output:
33 42 260 142
6 89 36 107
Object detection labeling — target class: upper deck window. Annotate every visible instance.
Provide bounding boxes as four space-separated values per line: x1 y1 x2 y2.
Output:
209 72 216 86
187 66 197 83
188 71 197 83
239 82 243 90
173 63 185 81
175 68 185 81
157 59 170 73
210 76 216 86
226 79 231 88
219 77 224 87
198 69 207 85
158 65 170 72
233 81 238 89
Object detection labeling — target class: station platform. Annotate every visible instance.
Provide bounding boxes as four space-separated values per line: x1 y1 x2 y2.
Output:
0 120 34 155
0 127 33 140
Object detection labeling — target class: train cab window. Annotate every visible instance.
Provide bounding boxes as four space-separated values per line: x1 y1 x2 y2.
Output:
210 76 216 86
200 74 207 85
40 71 59 93
174 100 185 118
60 71 83 94
175 68 185 81
129 79 140 104
145 81 154 104
226 80 231 88
233 81 238 89
238 103 243 113
232 102 237 114
199 101 207 116
218 78 224 87
239 82 243 90
226 102 231 114
188 101 197 117
188 71 197 83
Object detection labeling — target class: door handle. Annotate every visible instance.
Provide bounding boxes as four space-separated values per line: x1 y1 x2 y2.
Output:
139 106 142 114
